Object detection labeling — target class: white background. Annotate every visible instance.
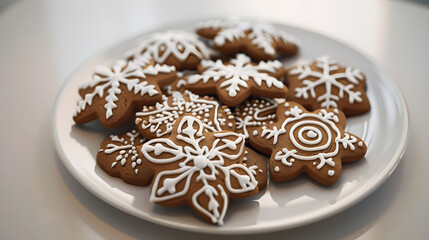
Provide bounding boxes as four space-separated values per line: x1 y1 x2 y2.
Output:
0 0 428 239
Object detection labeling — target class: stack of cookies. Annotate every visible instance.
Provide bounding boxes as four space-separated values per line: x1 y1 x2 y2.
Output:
73 19 370 225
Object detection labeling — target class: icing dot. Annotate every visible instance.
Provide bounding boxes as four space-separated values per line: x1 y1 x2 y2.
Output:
290 158 295 163
274 166 280 172
334 109 339 114
253 130 258 136
228 123 233 127
132 162 136 168
111 162 117 168
307 130 317 138
313 162 317 165
328 170 335 176
358 141 363 147
284 102 290 107
135 169 139 174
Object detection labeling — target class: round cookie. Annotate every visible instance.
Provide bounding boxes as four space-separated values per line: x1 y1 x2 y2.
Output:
249 101 367 186
286 55 370 116
97 130 154 186
135 90 235 139
196 19 299 61
73 54 176 128
187 54 288 106
126 30 214 70
140 115 259 225
234 97 278 139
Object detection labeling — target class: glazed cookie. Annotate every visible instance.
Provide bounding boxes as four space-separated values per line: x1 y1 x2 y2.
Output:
126 30 214 70
196 19 299 61
140 115 259 225
234 97 278 139
97 130 154 186
187 54 288 106
135 90 235 139
249 101 367 186
243 148 268 190
74 54 176 128
286 55 370 116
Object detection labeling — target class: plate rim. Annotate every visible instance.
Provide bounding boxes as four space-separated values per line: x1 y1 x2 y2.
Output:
51 19 410 235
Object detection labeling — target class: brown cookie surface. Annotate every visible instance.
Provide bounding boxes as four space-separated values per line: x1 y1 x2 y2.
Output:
126 30 214 70
186 54 288 106
286 55 370 116
243 148 268 190
162 71 194 95
73 55 176 128
140 115 259 225
197 19 299 61
135 90 235 139
234 97 278 139
97 130 154 186
249 101 367 186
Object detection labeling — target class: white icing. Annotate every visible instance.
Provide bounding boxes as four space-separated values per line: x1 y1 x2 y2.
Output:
289 55 364 108
135 90 233 137
198 19 299 56
328 170 335 176
358 141 363 147
260 104 359 172
253 130 258 136
100 130 145 174
234 98 278 139
141 116 256 225
126 30 213 64
274 166 280 172
188 54 285 98
74 58 175 119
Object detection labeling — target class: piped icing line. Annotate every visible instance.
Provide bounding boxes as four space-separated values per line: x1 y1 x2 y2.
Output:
126 30 214 64
197 19 299 56
188 54 285 98
140 116 257 225
74 57 175 119
289 55 364 108
135 90 233 137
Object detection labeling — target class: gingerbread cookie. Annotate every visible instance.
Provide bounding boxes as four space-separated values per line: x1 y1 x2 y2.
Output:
74 55 176 128
286 55 370 116
234 97 278 139
97 130 154 186
126 30 214 70
135 90 235 139
243 148 268 190
140 115 259 225
249 101 367 186
196 19 299 61
187 54 288 106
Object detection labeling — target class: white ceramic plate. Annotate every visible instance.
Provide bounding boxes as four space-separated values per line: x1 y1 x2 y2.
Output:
52 21 409 234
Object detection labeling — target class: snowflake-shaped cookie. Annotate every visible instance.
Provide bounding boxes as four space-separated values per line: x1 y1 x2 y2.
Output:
135 90 235 139
97 130 154 186
126 30 214 70
197 19 299 60
234 97 278 139
187 54 288 106
73 55 176 128
140 116 258 225
249 101 367 186
286 55 370 116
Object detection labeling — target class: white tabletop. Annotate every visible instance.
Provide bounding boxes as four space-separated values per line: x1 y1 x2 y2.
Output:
1 0 428 239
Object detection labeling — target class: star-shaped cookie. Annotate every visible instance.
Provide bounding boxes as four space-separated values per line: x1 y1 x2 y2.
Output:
249 101 367 186
186 54 288 106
